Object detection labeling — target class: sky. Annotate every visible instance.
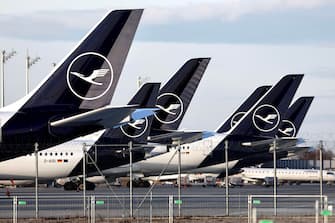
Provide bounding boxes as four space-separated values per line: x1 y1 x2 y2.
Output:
0 0 335 148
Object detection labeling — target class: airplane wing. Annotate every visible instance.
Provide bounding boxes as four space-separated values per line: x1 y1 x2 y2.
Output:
148 130 215 144
50 105 157 129
241 137 302 150
281 146 311 156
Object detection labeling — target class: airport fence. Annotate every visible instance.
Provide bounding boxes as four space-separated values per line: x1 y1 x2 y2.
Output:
247 195 332 223
0 194 333 222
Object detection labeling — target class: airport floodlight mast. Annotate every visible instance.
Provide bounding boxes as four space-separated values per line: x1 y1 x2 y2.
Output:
0 49 17 107
26 51 40 95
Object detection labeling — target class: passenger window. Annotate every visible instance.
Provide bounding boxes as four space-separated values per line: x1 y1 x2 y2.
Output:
50 153 53 156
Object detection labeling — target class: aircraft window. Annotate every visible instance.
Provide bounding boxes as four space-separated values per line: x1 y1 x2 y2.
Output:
65 152 68 156
50 153 53 156
60 153 63 156
44 153 47 156
187 146 190 149
39 153 42 156
327 172 334 175
55 152 58 156
70 152 73 156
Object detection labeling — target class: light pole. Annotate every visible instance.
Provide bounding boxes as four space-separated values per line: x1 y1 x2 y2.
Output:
82 143 86 217
1 49 17 107
319 140 323 208
273 139 277 216
34 142 39 219
225 140 229 216
171 137 182 217
26 52 40 95
177 139 181 217
129 141 133 218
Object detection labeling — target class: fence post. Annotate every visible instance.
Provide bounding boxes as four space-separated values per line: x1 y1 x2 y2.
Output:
90 196 95 223
168 195 173 223
323 195 328 223
12 196 17 223
315 200 319 223
150 192 152 223
247 195 252 223
252 207 257 223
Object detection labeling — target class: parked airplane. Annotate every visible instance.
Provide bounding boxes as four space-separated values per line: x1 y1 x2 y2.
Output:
195 96 314 179
0 9 144 161
223 96 314 176
240 168 335 185
0 82 160 188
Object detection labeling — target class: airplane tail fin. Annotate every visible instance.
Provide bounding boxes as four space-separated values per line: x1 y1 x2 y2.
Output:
277 96 314 137
215 86 271 133
96 83 160 144
150 58 210 133
228 74 304 138
19 9 143 111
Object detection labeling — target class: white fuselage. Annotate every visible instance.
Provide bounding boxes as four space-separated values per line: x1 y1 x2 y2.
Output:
241 168 335 182
0 131 104 183
0 143 82 180
101 133 228 176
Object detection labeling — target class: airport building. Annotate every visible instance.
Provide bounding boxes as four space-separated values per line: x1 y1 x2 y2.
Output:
262 159 335 170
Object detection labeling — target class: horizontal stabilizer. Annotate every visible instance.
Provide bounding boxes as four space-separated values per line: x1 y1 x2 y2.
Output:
50 105 156 129
241 137 300 149
274 146 311 154
114 108 159 128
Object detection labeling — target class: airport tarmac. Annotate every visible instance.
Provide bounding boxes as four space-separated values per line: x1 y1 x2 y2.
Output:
1 184 334 221
2 183 335 197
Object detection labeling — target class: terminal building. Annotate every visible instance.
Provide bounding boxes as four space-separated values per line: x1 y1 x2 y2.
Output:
262 159 335 170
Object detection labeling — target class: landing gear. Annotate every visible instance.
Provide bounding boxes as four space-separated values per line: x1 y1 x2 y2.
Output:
127 179 150 188
64 181 77 190
64 181 96 191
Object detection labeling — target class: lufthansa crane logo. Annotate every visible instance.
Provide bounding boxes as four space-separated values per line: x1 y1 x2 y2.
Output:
120 117 148 138
230 112 246 128
154 93 184 124
252 104 280 132
67 52 114 100
277 120 296 137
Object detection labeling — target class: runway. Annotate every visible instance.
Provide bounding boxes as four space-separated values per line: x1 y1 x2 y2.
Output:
1 184 334 219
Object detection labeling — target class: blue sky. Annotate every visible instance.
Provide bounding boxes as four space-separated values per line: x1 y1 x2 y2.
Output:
0 0 335 148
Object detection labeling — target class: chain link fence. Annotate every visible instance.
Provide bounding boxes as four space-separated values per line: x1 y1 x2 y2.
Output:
1 194 334 223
